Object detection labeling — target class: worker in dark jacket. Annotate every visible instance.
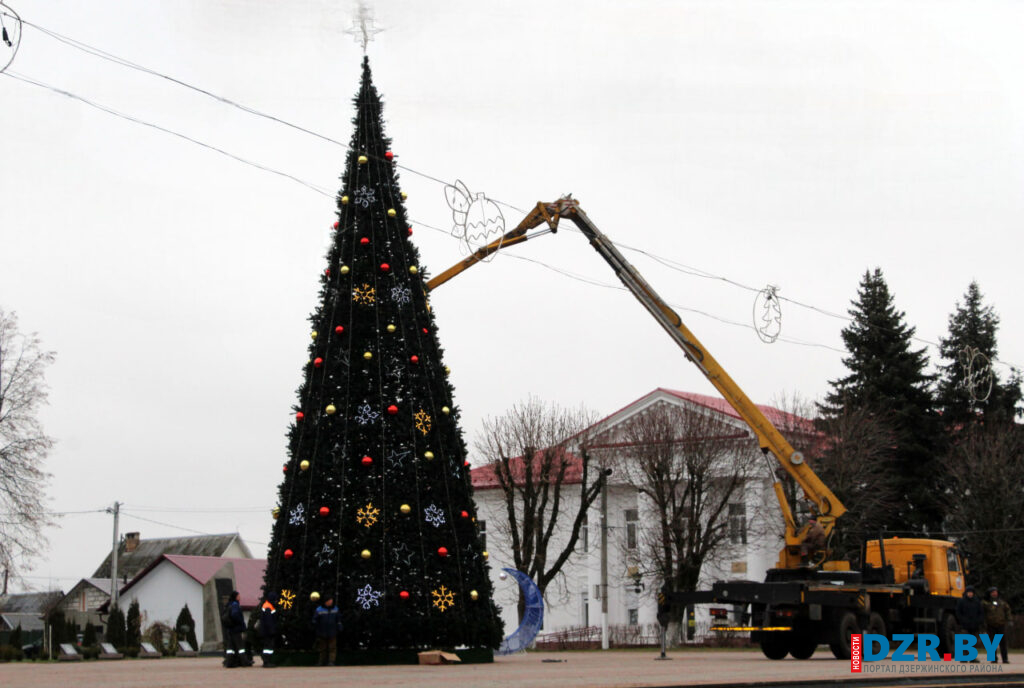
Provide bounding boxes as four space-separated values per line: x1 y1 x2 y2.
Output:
258 599 278 668
984 587 1012 663
311 596 342 666
222 591 251 668
956 586 984 662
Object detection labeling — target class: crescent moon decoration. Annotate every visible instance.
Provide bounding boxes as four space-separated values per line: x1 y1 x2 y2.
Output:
498 568 544 655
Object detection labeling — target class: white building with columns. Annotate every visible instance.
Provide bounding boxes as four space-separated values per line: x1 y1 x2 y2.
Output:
471 388 810 643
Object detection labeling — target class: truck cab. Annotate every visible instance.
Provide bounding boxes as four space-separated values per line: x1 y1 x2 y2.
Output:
864 538 966 597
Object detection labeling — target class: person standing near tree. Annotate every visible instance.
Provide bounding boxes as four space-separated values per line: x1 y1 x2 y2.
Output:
258 599 278 668
312 596 342 666
956 586 984 662
221 591 250 668
984 587 1012 663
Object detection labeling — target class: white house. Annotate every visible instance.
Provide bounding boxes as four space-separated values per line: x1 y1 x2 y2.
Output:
471 388 810 643
109 555 266 651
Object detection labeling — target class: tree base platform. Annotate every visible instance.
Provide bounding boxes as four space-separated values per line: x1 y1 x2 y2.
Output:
276 647 493 666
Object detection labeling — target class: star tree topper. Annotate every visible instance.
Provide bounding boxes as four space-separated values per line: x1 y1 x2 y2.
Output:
345 2 384 53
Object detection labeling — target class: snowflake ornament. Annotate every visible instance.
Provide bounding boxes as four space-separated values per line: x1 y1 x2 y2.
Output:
391 285 412 305
414 410 432 435
355 403 380 425
355 584 383 610
316 543 335 567
431 585 455 612
353 184 376 208
278 589 296 610
356 502 381 528
424 503 446 528
353 283 376 305
289 503 306 526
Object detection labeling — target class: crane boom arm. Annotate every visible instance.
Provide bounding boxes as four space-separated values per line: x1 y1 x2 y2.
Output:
427 198 846 567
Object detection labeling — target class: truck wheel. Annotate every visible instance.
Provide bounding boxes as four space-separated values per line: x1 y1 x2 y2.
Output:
866 612 887 638
760 634 790 660
829 611 861 660
789 633 817 660
937 613 957 656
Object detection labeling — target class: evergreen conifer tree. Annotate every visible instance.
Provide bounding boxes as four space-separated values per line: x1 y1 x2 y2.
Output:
262 58 502 655
174 604 198 650
106 604 126 649
125 599 141 651
820 268 941 530
83 622 97 647
937 281 1022 431
9 624 22 651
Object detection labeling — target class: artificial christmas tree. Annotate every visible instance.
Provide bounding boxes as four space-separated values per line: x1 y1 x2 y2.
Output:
262 58 503 661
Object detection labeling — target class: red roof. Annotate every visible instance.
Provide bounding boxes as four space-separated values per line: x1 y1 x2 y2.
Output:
471 448 584 490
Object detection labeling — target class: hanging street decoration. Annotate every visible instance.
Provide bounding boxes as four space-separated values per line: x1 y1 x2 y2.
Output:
753 285 782 344
960 345 994 402
443 179 506 257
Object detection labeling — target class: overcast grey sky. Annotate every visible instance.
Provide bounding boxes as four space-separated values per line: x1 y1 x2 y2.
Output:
2 0 1021 592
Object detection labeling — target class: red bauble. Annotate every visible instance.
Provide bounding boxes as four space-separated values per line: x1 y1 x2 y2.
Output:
385 151 394 161
313 357 323 368
360 237 370 245
361 456 373 466
437 547 448 558
319 506 330 517
387 404 398 415
410 355 419 364
380 263 390 272
333 221 339 229
422 327 429 334
282 464 288 473
335 325 344 334
324 268 330 276
284 549 294 560
461 510 469 519
408 226 413 236
464 461 471 468
296 412 305 421
399 590 409 600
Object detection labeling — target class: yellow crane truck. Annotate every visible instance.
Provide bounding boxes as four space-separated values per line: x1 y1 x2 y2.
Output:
427 196 968 660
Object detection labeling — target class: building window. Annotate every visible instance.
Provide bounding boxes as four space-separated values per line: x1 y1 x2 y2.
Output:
478 520 486 551
624 509 638 550
582 515 588 553
728 503 747 545
581 592 589 627
628 608 639 626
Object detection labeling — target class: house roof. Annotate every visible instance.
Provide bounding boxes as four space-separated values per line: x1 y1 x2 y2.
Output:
0 591 64 615
470 388 813 490
1 612 47 632
470 447 584 490
110 555 267 610
91 532 249 580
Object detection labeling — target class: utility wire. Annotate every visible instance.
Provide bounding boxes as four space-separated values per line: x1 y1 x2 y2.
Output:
3 9 1018 372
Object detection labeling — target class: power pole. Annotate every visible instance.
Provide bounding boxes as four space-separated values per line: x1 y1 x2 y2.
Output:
600 475 609 650
106 501 121 607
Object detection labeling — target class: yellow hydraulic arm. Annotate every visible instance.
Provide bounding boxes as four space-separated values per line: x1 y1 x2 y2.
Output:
427 197 846 569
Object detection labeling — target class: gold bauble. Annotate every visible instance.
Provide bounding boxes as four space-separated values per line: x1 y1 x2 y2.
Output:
311 330 318 340
400 504 411 514
341 195 349 205
325 404 337 415
272 507 280 519
361 549 371 560
386 324 396 333
441 406 450 415
310 591 321 602
482 550 489 560
363 351 373 361
357 155 368 164
400 191 408 200
300 460 310 471
424 451 435 461
387 208 397 218
409 266 418 275
444 366 451 374
470 590 479 601
340 265 350 275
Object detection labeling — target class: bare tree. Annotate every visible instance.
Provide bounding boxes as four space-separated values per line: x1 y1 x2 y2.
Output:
590 400 761 620
0 309 55 581
773 394 900 564
941 422 1024 607
475 397 602 619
